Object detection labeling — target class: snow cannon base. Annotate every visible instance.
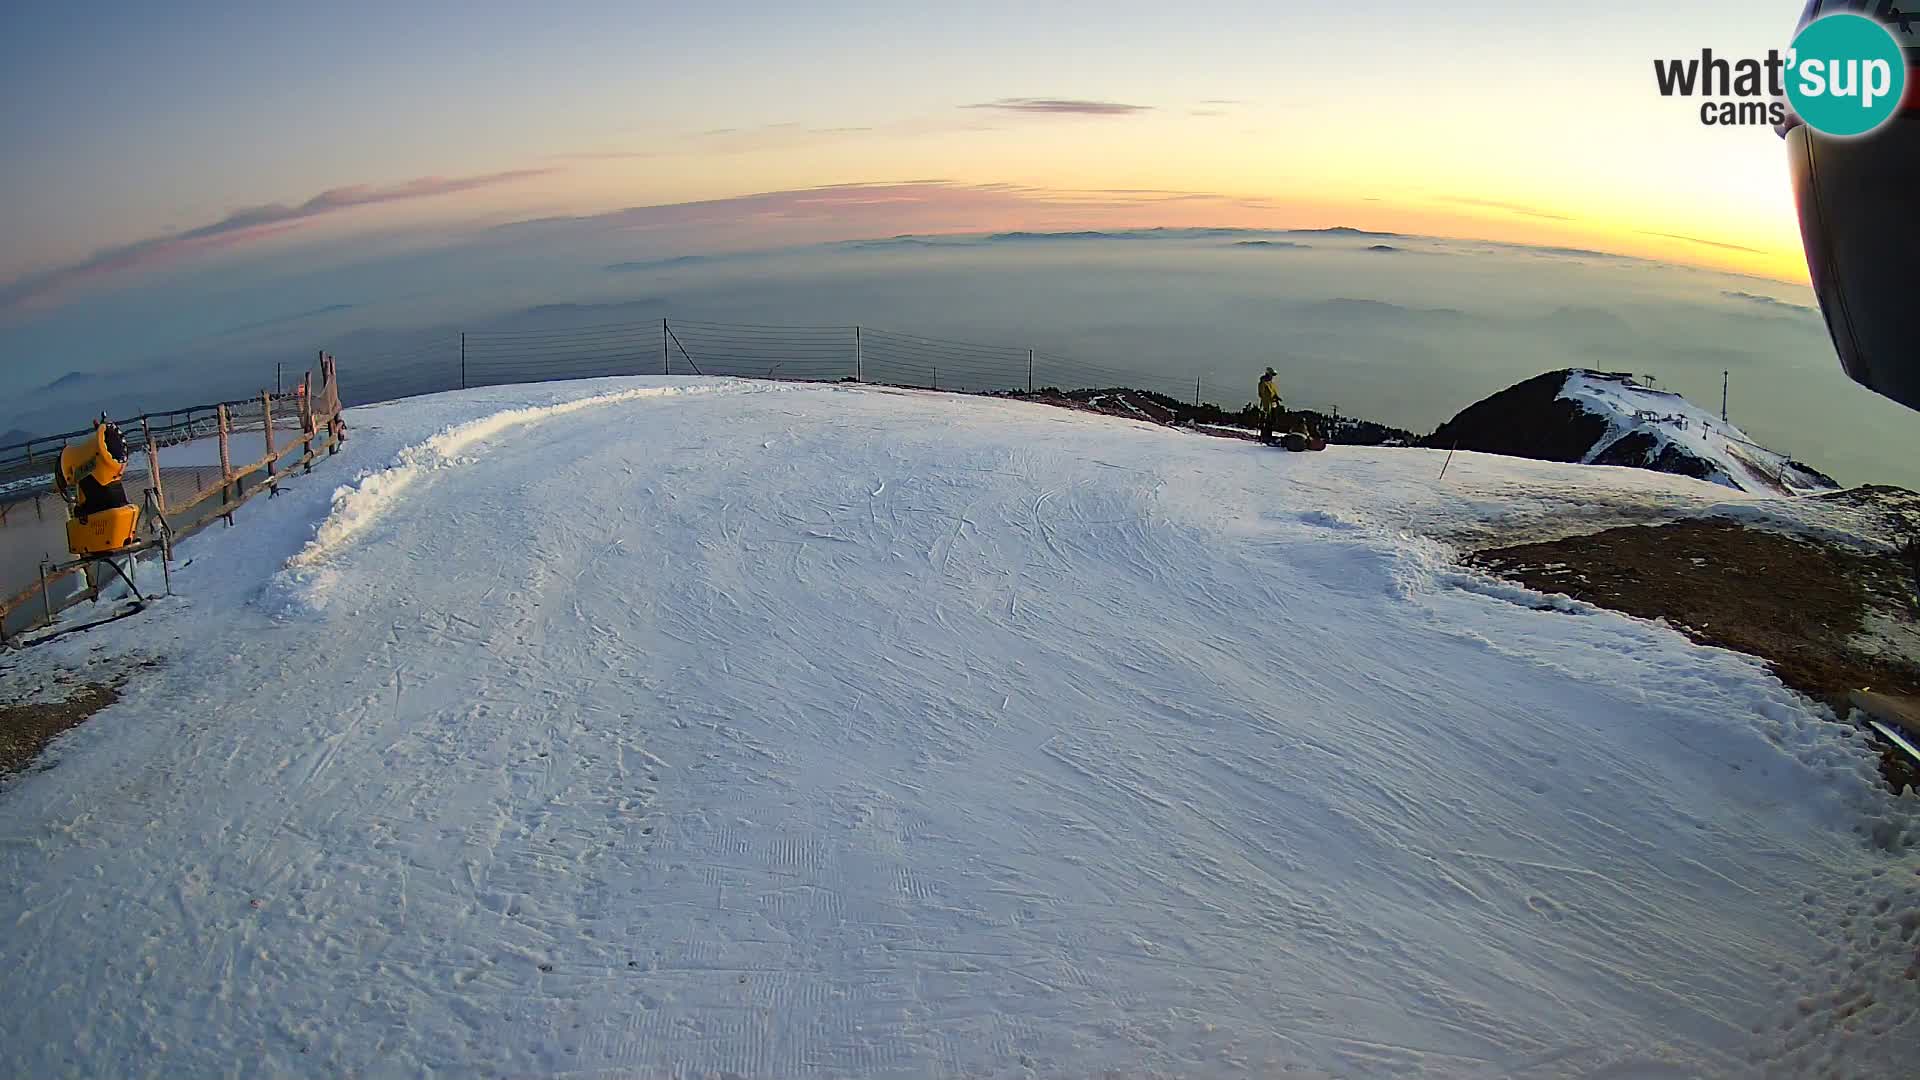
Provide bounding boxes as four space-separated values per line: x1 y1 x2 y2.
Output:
66 505 141 556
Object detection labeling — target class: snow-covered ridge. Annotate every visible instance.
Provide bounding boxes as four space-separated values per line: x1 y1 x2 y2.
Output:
1559 371 1838 497
1428 369 1840 497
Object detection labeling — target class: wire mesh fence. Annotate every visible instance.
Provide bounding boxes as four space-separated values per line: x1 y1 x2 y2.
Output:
320 316 1339 422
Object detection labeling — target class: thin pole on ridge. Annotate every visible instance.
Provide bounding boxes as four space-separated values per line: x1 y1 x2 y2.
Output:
662 318 669 375
1028 349 1034 394
855 325 863 382
460 333 468 390
663 323 703 376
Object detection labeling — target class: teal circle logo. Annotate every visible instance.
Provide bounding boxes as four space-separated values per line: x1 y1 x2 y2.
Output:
1788 13 1906 137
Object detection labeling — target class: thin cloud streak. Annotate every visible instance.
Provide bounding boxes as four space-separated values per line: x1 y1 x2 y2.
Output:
1 168 556 313
1641 230 1768 255
961 98 1151 116
552 149 661 160
1440 196 1573 222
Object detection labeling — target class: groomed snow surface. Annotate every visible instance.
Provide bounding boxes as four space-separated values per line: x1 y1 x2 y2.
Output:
3 377 1916 1079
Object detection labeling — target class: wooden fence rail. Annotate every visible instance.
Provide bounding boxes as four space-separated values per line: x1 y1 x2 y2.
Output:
0 354 345 646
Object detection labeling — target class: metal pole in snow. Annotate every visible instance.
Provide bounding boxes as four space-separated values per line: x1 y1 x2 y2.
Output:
1194 376 1201 407
855 326 863 382
460 333 468 390
663 319 670 375
1028 349 1034 394
1722 370 1729 421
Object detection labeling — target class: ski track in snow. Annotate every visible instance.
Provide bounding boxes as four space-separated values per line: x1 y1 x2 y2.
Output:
2 377 1916 1079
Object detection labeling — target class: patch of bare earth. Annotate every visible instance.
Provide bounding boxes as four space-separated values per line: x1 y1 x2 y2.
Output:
0 682 119 779
1468 518 1920 791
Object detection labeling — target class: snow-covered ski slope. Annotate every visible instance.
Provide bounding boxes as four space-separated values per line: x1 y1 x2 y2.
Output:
1560 372 1837 496
4 377 1915 1079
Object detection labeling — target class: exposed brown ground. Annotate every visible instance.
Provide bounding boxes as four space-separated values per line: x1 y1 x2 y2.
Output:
0 682 120 779
1469 519 1920 790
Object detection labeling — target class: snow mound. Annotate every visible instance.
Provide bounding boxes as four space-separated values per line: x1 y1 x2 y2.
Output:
278 380 764 605
1560 371 1839 496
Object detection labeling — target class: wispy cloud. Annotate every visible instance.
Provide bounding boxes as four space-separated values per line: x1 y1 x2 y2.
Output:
1723 289 1815 314
499 180 1298 248
1641 230 1767 255
1440 195 1572 222
551 149 660 161
657 123 887 155
1 168 555 313
961 98 1151 116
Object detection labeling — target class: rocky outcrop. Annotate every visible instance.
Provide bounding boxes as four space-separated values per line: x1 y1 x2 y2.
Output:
1428 370 1839 496
1426 371 1612 463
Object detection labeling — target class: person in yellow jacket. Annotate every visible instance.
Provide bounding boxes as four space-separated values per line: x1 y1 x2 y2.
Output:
1257 367 1283 444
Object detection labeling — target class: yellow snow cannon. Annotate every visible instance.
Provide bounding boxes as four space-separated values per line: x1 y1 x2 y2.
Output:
53 418 141 556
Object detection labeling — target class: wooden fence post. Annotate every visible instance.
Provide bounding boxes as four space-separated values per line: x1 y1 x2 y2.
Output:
262 390 278 493
142 417 166 518
301 372 314 473
324 354 342 454
216 404 233 508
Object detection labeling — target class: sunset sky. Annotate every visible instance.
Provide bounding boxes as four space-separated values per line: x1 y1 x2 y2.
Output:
0 0 1818 318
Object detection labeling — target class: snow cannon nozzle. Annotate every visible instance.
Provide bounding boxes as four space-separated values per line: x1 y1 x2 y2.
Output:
52 413 141 556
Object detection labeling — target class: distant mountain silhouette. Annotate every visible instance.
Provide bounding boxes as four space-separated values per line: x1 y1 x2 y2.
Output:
40 371 94 392
1282 226 1405 239
606 255 711 271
